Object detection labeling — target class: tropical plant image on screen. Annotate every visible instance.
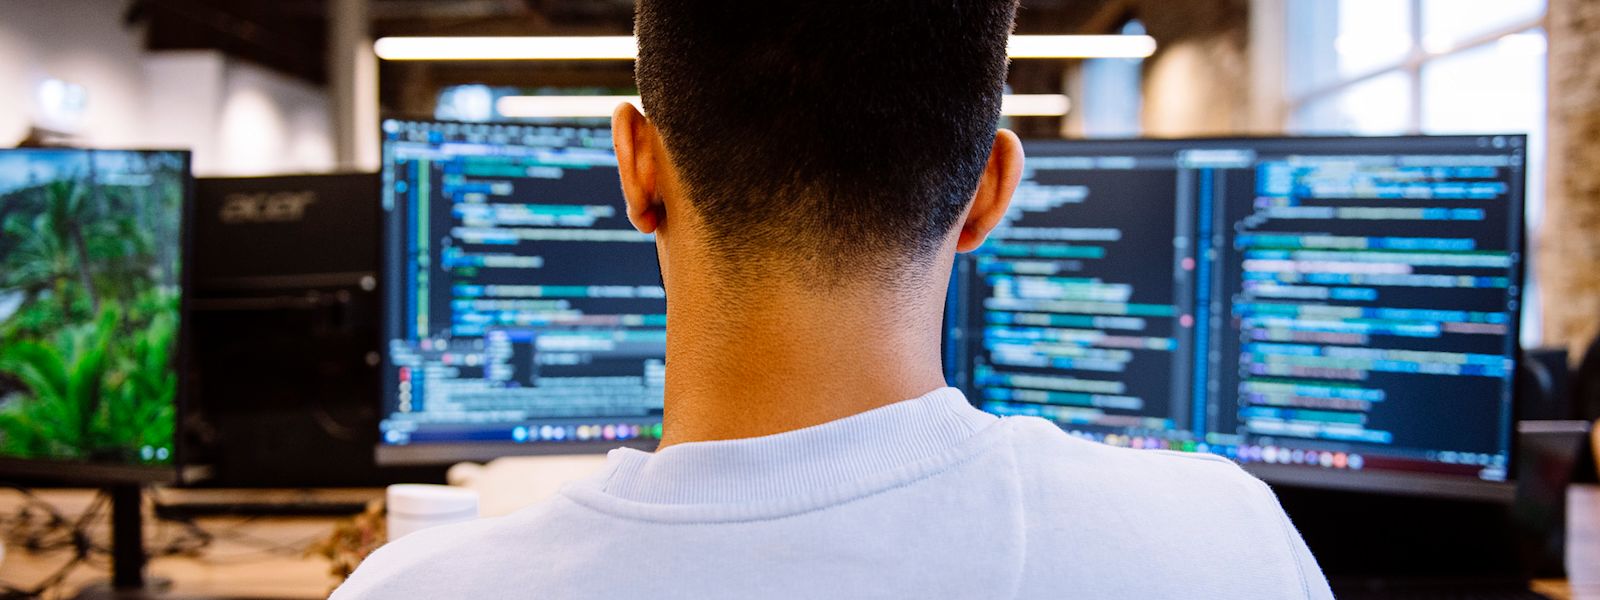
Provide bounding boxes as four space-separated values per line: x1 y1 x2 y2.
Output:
0 149 185 467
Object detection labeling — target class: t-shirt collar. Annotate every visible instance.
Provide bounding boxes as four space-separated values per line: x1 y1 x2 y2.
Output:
594 387 995 505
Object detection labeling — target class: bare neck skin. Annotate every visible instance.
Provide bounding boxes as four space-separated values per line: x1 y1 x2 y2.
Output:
657 247 956 446
611 103 1022 447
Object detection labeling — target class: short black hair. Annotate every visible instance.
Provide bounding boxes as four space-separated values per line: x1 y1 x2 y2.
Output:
635 0 1018 283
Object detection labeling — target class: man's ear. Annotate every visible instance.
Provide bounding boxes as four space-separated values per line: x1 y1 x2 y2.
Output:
957 128 1023 252
613 102 664 234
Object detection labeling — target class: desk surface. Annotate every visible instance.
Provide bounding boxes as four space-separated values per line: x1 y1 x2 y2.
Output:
0 489 357 598
0 486 1597 599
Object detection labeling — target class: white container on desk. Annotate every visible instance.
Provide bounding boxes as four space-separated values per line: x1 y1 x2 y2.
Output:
386 484 480 540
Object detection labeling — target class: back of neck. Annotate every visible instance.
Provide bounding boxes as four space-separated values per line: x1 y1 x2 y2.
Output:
658 276 948 447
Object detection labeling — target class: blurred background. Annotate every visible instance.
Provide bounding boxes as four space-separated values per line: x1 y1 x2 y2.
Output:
3 1 1600 598
2 0 1592 363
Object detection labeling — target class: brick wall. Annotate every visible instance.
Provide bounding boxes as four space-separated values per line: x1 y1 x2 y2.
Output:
1544 0 1600 359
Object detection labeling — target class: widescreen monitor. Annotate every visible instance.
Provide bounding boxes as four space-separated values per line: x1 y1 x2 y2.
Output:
0 148 190 483
951 135 1526 500
378 120 665 464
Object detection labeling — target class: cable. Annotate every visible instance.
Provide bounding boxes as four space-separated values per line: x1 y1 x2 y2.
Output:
0 486 225 599
145 512 212 558
0 486 80 553
0 486 333 597
151 513 317 560
0 489 111 600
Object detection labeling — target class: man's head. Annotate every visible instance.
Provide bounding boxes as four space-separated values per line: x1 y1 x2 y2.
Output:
614 0 1023 289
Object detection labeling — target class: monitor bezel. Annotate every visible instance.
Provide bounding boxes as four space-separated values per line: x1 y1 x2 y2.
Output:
960 133 1529 501
0 147 196 485
375 117 661 466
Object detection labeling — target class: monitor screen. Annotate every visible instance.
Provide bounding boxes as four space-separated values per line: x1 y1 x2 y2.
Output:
952 135 1525 498
0 148 189 481
379 120 665 464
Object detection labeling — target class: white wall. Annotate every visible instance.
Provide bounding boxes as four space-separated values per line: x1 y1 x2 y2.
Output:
0 0 150 147
217 57 337 176
143 52 227 168
146 51 337 176
2 0 337 176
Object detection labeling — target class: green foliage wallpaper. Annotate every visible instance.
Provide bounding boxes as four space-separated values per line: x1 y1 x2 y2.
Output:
0 149 184 467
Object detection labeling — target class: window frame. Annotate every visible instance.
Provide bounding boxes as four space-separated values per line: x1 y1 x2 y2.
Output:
1254 0 1550 346
1281 0 1546 135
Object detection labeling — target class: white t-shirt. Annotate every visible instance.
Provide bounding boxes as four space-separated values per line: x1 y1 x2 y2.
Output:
334 387 1333 599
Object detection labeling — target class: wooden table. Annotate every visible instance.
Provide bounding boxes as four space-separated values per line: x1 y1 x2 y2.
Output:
0 486 1597 599
0 489 355 599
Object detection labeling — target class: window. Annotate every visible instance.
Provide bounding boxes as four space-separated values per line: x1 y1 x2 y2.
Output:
1282 0 1547 346
1290 70 1411 135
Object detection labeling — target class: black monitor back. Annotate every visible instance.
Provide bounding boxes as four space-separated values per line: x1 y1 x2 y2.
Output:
186 173 442 487
1576 330 1600 422
1284 418 1588 591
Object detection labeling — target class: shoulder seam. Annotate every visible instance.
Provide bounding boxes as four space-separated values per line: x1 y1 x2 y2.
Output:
1142 449 1234 464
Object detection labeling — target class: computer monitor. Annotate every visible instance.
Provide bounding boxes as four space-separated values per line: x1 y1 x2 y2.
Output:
0 148 190 483
378 120 665 464
952 135 1526 500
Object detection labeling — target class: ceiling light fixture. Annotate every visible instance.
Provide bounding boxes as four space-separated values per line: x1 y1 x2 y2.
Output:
999 94 1073 117
496 95 639 118
375 35 1156 61
495 94 1071 119
1006 35 1157 59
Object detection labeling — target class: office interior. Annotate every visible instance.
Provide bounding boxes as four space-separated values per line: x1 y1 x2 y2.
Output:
1 0 1599 597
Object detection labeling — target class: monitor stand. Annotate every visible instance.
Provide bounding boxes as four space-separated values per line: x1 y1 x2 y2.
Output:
70 484 169 599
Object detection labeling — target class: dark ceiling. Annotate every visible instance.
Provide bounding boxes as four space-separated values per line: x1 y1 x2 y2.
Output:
129 0 1127 86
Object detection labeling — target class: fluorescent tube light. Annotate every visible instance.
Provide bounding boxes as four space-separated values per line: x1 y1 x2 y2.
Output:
497 95 640 118
495 94 1070 119
1000 94 1072 117
375 36 637 61
1006 35 1157 59
376 35 1156 61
